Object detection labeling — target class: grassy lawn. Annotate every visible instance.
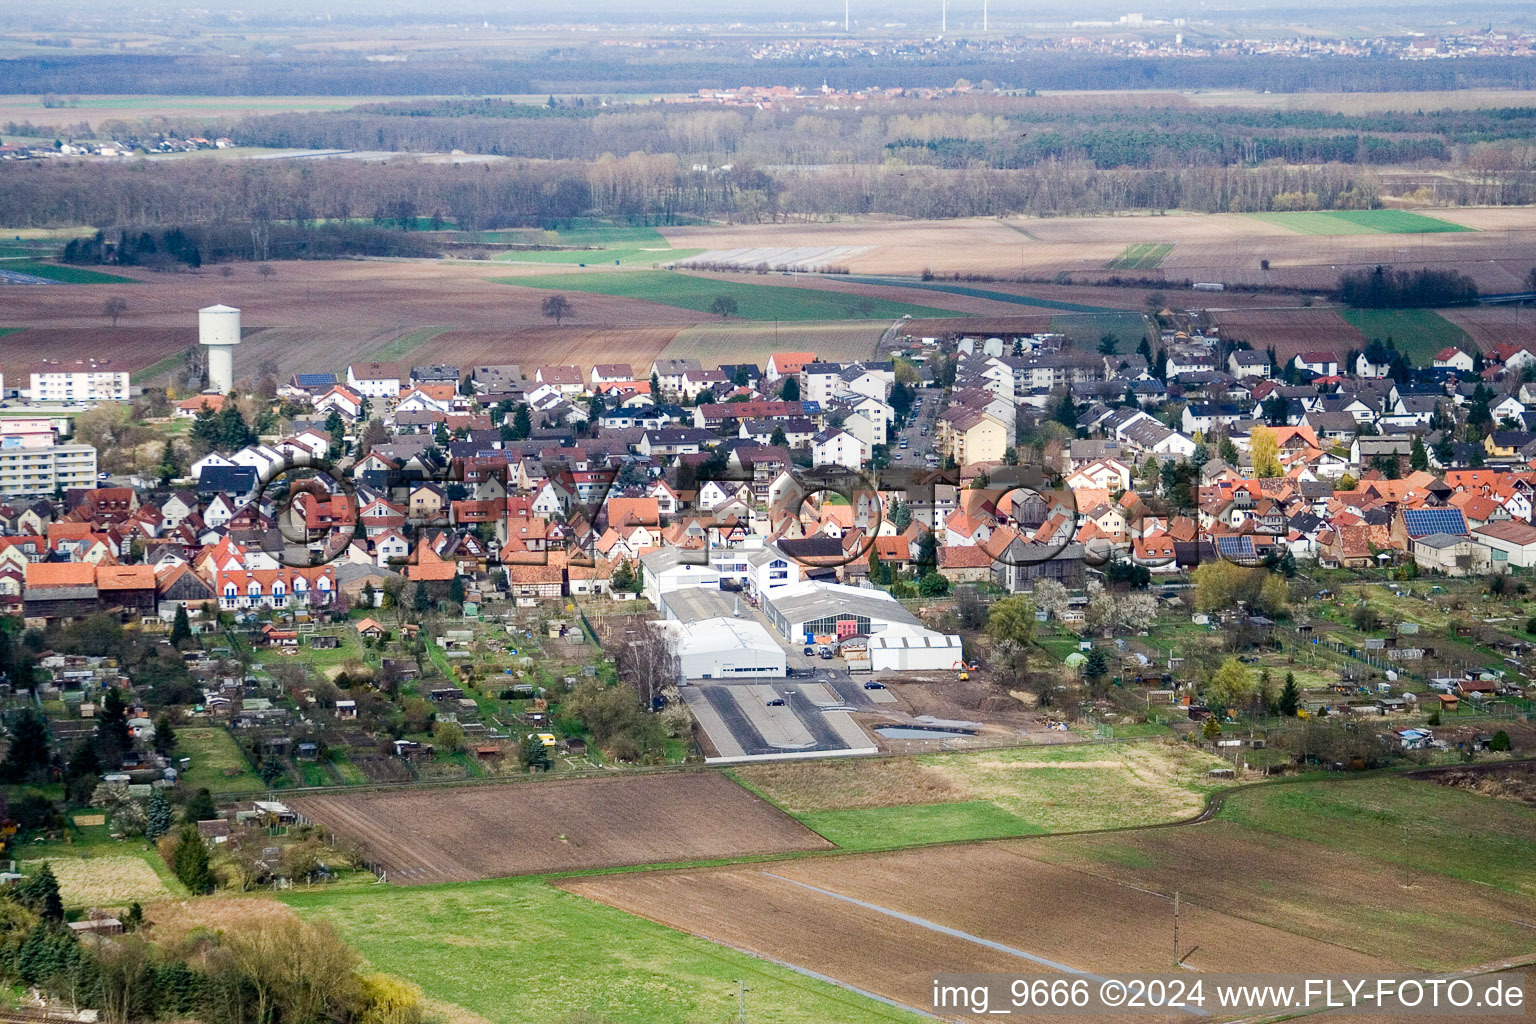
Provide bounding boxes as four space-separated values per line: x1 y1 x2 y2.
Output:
497 269 960 322
283 878 925 1024
0 260 137 283
796 800 1043 851
20 816 186 907
1339 308 1469 364
1218 776 1536 896
1250 210 1473 235
733 743 1232 844
177 726 264 795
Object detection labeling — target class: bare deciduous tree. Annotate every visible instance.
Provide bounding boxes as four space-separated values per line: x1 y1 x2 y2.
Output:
613 620 679 710
540 294 573 326
103 296 128 326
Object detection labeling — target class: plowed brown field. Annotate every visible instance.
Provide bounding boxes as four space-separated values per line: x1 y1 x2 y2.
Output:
663 211 1536 291
1210 306 1364 361
0 260 700 378
1441 307 1536 353
407 326 681 372
564 820 1536 1019
292 773 830 883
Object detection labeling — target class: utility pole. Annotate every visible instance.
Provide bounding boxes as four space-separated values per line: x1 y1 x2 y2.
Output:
1172 891 1180 966
737 979 748 1024
983 0 989 31
844 0 849 32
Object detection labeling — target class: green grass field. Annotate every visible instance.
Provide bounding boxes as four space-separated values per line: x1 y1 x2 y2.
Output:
480 223 674 247
1250 210 1473 235
1219 776 1536 896
497 245 704 267
1104 242 1173 270
0 260 136 284
284 878 925 1024
496 270 962 322
733 743 1231 848
1049 310 1154 349
486 222 704 268
177 726 264 795
795 800 1044 851
1340 308 1469 363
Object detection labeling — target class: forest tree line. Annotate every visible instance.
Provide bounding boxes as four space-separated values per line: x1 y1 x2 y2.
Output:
6 151 1534 237
5 52 1536 97
208 97 1536 171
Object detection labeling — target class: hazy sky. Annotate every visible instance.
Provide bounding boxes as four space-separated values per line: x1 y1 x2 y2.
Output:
24 0 1535 31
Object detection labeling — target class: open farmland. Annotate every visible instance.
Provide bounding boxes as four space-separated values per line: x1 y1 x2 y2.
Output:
0 260 704 379
1340 308 1470 363
1442 306 1536 352
660 320 883 365
563 843 1397 1021
567 776 1536 1017
291 773 830 883
406 326 682 373
284 877 923 1024
494 269 962 322
731 743 1231 851
0 94 443 131
1249 210 1474 235
0 327 189 381
1049 310 1154 348
1209 306 1365 362
662 212 1536 293
1105 242 1173 269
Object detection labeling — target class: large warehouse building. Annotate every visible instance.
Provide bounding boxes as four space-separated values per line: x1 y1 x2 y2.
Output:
760 580 963 671
658 587 787 679
667 615 787 679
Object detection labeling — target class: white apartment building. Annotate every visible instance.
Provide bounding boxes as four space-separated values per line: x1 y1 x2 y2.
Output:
0 443 97 496
345 363 403 400
28 370 130 403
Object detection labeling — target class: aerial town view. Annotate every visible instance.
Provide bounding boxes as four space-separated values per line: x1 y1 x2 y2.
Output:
0 0 1533 1021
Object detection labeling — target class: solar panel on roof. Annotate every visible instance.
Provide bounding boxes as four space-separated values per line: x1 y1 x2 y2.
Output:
1402 508 1467 537
1215 536 1257 561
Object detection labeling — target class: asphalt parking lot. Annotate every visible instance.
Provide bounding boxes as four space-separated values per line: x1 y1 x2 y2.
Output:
681 668 885 762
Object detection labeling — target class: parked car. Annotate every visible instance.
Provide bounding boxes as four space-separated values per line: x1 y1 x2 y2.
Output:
817 644 834 659
803 645 815 656
863 681 886 690
766 698 786 707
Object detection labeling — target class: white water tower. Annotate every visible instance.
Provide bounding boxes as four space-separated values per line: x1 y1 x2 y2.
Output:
199 303 241 394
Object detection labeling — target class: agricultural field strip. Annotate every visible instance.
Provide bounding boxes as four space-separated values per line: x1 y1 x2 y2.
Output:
676 246 871 270
1247 211 1474 236
291 772 831 884
1106 243 1174 270
761 872 1117 982
844 276 1119 313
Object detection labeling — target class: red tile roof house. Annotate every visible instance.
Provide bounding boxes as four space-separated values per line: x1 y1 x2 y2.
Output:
937 544 994 583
